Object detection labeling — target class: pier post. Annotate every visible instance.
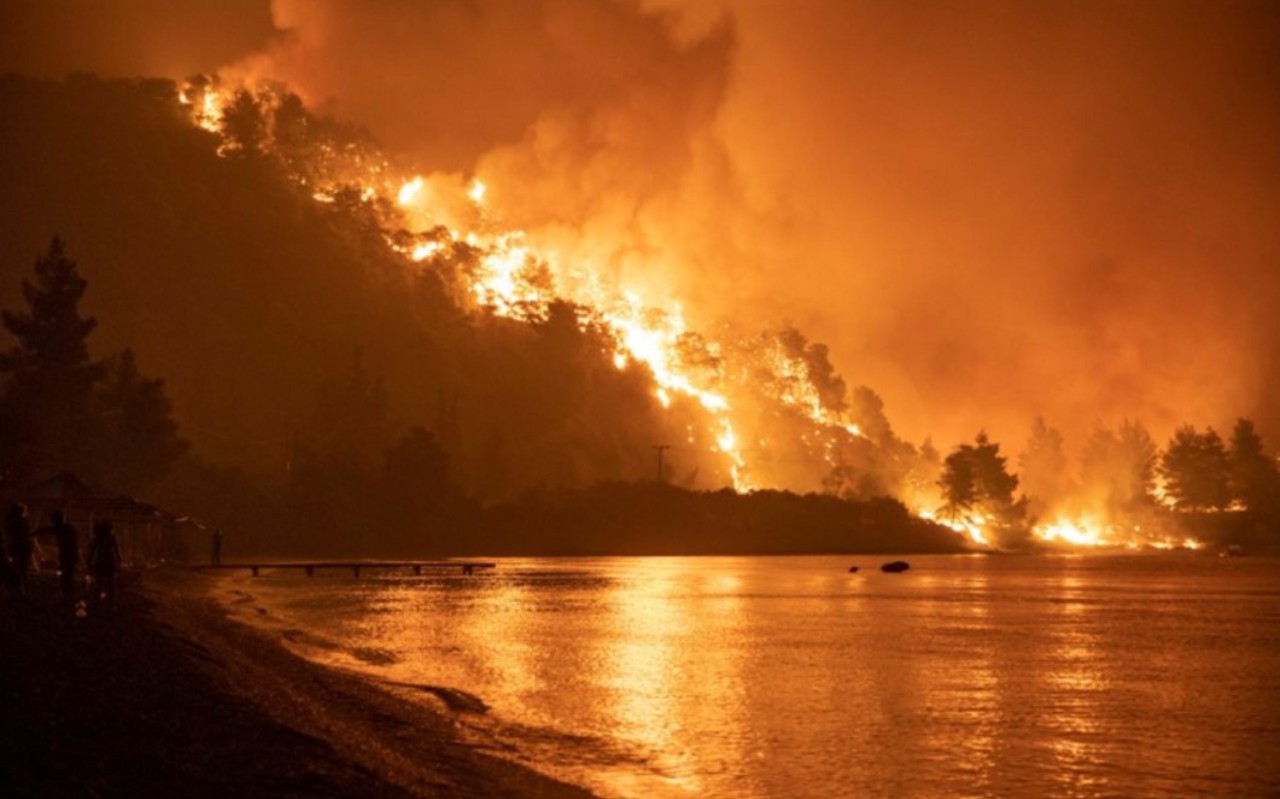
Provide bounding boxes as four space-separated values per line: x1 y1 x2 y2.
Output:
251 566 259 577
352 565 362 579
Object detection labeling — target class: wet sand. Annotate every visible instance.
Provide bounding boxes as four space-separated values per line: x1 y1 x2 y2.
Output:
0 570 598 798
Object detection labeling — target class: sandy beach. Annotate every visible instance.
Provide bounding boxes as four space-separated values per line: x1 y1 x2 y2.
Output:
0 570 598 799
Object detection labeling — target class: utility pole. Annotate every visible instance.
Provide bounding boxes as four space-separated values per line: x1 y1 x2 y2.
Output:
652 444 671 484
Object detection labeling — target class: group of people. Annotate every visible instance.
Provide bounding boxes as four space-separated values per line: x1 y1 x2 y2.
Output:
2 502 122 607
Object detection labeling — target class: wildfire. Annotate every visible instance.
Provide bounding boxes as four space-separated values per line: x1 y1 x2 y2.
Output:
397 176 423 206
174 81 797 488
179 84 225 136
169 80 1213 544
1034 518 1108 547
1032 516 1203 551
921 509 991 547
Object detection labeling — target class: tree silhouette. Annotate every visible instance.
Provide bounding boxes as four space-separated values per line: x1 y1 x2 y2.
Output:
939 432 1024 544
939 445 978 517
849 386 893 446
1160 425 1229 511
382 426 454 550
222 89 266 155
0 237 107 475
92 349 188 493
1227 418 1277 512
303 350 394 472
1080 420 1157 512
1018 416 1071 517
384 426 449 497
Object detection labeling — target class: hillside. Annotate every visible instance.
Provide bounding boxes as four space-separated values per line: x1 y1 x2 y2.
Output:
0 74 683 498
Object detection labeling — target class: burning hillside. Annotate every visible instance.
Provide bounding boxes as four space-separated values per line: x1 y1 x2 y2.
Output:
177 77 917 498
171 77 1261 554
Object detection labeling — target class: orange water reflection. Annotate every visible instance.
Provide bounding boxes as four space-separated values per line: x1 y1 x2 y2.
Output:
231 555 1280 799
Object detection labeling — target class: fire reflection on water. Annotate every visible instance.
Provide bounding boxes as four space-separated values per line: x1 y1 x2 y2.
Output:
600 562 701 795
232 555 1280 799
1043 572 1111 795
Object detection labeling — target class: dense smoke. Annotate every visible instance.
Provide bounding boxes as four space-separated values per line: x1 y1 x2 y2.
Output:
4 0 1280 456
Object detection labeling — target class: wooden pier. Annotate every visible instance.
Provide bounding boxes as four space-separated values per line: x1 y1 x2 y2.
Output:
202 561 496 578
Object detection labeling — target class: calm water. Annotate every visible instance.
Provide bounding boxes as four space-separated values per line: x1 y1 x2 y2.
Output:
219 554 1280 798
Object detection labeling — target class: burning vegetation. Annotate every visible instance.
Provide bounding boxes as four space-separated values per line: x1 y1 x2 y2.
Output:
174 76 913 497
1 73 1277 556
166 76 1279 554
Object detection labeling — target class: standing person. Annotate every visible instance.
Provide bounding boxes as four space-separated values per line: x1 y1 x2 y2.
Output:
211 527 223 566
88 520 122 608
42 510 79 602
4 503 34 596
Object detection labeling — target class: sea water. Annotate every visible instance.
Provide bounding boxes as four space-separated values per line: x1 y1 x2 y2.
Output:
219 554 1280 798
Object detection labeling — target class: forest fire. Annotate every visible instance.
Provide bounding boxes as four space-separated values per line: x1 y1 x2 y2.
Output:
176 80 836 492
169 79 1253 553
5 8 1279 799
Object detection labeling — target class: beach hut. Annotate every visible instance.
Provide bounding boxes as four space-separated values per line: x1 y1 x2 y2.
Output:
4 472 189 565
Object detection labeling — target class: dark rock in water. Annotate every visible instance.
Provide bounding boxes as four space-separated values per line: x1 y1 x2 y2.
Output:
848 566 859 573
880 560 911 573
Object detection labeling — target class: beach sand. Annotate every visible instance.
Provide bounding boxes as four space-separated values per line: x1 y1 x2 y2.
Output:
0 570 598 798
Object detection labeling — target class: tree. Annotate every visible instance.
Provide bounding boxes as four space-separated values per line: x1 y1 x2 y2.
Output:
92 349 188 493
1227 418 1277 512
775 327 847 414
939 445 978 517
1080 420 1157 512
939 432 1024 544
1018 416 1071 516
849 386 893 447
381 426 457 553
383 426 450 497
1160 425 1230 511
221 89 266 155
0 237 107 475
303 350 394 471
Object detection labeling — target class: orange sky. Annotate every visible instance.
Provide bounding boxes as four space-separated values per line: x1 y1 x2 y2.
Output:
3 0 1278 455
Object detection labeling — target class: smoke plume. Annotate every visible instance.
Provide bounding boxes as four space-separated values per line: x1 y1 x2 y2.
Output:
8 0 1280 454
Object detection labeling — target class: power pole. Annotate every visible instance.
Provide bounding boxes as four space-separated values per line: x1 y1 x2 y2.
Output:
652 444 671 483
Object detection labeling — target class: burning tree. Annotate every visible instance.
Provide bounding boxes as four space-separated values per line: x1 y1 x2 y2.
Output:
939 432 1026 547
1079 421 1158 513
1227 418 1278 513
1018 416 1073 519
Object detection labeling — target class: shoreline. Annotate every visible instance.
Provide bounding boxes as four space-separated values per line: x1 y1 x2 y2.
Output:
0 569 598 798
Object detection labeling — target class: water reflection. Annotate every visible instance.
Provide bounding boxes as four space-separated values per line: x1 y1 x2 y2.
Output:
461 575 539 709
229 555 1280 799
1043 566 1110 796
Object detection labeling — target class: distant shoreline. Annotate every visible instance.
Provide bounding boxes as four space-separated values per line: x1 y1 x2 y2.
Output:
0 569 598 799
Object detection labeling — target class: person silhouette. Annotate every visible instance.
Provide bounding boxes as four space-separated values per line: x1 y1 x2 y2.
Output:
88 520 122 608
3 503 34 596
211 528 223 566
42 510 79 602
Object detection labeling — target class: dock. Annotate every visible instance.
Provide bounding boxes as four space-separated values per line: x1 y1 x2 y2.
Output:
201 561 496 578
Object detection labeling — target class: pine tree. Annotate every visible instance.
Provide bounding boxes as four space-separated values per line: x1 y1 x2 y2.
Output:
939 432 1026 546
1227 418 1276 512
92 348 188 493
0 237 107 475
939 444 978 518
1080 421 1157 512
1018 416 1071 516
